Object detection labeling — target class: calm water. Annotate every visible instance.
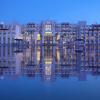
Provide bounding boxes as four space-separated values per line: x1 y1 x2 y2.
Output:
0 45 100 100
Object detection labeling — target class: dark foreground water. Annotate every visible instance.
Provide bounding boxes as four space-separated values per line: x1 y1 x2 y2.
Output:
0 45 100 100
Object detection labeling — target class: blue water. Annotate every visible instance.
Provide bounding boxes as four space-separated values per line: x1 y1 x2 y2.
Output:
0 46 100 100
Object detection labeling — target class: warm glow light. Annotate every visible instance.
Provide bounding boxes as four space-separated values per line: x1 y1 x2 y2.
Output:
57 50 60 61
37 33 41 40
37 48 41 63
37 51 40 62
57 34 60 40
45 58 52 64
45 32 52 36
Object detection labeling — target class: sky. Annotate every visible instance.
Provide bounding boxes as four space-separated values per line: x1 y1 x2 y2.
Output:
0 0 100 24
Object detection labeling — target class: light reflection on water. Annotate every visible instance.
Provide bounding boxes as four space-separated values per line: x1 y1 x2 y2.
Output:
0 45 100 81
0 45 100 100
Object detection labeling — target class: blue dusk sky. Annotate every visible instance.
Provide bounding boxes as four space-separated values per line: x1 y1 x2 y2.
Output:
0 0 100 24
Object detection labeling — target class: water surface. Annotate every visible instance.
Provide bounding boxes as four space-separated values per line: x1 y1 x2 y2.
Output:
0 45 100 100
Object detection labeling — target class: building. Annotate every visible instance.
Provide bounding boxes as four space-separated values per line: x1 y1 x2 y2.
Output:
0 22 21 45
21 22 39 45
0 20 100 48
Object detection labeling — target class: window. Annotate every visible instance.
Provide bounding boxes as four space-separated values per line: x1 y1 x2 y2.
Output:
37 34 41 40
45 32 52 36
0 37 1 44
3 37 6 44
45 24 52 31
8 38 10 44
3 33 6 35
12 38 14 43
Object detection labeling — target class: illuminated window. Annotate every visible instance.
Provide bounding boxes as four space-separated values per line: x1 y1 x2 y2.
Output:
37 34 41 40
56 34 60 40
45 32 52 36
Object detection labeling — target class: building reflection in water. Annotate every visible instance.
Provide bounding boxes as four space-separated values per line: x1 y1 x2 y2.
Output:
0 45 100 81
